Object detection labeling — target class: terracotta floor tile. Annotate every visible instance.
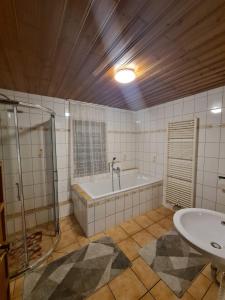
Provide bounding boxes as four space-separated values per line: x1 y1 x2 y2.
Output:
47 250 66 263
59 241 81 254
89 232 106 241
158 217 174 231
109 269 147 300
146 223 168 238
77 235 89 247
201 264 213 281
71 226 85 238
167 214 174 221
140 293 155 300
145 211 164 222
13 276 24 298
155 207 173 216
55 229 77 251
40 236 54 253
120 219 142 235
60 216 75 232
118 238 140 261
69 224 89 246
188 274 211 299
15 209 210 300
10 280 15 296
134 215 154 228
131 257 160 289
86 285 115 300
132 230 155 247
180 292 195 300
203 283 219 300
106 226 128 243
150 280 177 300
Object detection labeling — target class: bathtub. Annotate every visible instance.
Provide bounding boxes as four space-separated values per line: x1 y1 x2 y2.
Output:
72 170 163 237
79 172 162 199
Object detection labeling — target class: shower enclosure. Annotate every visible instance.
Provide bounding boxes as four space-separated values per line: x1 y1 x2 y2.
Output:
0 93 59 278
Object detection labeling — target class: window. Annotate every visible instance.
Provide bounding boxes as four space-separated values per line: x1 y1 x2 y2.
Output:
73 120 107 177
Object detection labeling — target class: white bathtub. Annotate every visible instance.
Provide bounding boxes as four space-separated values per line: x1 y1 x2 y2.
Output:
72 171 163 237
79 172 162 199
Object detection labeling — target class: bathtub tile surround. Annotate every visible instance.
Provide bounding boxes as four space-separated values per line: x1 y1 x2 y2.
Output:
139 230 209 297
23 236 131 300
72 172 163 236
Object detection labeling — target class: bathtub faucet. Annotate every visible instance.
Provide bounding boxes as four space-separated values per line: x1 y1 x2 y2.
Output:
111 157 121 191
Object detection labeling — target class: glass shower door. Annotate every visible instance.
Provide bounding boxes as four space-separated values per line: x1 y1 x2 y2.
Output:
16 105 59 268
0 96 59 277
0 103 28 276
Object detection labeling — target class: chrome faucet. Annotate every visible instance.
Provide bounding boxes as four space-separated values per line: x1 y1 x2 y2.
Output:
110 157 121 191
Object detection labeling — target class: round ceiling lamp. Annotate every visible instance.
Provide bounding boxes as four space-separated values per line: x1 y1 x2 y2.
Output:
114 68 136 84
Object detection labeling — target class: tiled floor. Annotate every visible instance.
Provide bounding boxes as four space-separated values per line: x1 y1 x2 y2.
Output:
10 206 219 300
8 221 57 277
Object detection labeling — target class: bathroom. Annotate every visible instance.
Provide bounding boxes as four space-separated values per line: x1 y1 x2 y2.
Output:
0 1 225 299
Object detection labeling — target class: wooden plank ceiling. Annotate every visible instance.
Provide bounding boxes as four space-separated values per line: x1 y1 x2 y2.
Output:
0 0 225 110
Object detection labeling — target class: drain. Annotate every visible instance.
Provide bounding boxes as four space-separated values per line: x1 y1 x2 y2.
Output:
210 242 222 249
221 221 225 226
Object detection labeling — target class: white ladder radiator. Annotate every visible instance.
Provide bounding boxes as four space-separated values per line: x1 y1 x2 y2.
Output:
165 119 198 208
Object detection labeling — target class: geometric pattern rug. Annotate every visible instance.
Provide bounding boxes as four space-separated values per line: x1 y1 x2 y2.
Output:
139 230 209 298
23 236 131 300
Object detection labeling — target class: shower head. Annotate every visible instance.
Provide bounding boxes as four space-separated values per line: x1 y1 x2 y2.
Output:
113 157 116 160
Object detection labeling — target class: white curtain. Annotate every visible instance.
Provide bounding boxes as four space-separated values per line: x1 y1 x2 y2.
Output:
70 101 107 178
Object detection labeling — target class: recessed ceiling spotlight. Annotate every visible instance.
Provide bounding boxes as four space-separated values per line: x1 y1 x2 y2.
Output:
211 107 222 114
114 68 136 84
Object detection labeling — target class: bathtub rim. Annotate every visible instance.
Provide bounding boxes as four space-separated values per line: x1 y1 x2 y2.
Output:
76 177 163 201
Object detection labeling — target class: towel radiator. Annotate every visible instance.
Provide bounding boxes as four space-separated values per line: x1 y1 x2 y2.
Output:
165 119 198 208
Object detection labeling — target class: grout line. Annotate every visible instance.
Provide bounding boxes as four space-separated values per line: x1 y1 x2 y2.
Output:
107 283 117 300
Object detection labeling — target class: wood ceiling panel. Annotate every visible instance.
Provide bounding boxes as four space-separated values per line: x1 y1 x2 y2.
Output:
0 0 225 110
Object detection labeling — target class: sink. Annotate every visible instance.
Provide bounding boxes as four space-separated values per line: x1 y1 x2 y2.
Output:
173 208 225 271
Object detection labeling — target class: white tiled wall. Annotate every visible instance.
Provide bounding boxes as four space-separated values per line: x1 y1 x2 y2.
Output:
0 88 136 235
105 107 136 170
135 85 225 212
69 101 136 178
1 82 225 235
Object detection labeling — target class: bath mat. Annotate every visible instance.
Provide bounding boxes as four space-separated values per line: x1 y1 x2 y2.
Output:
23 236 131 300
139 230 209 298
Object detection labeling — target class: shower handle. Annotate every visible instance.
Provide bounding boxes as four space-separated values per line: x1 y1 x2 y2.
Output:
16 182 21 201
0 242 10 264
0 242 10 252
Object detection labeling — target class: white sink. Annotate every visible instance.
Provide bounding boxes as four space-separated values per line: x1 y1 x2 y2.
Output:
173 208 225 271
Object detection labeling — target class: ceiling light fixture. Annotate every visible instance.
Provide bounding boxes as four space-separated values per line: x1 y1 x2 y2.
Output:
114 68 136 84
211 107 222 114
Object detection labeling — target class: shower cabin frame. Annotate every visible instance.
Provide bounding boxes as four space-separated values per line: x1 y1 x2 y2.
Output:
0 93 60 278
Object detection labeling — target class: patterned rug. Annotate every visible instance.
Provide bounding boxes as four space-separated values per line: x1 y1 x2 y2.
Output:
23 236 131 300
139 230 209 298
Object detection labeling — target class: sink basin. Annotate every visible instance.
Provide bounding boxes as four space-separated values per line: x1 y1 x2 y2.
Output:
173 208 225 270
